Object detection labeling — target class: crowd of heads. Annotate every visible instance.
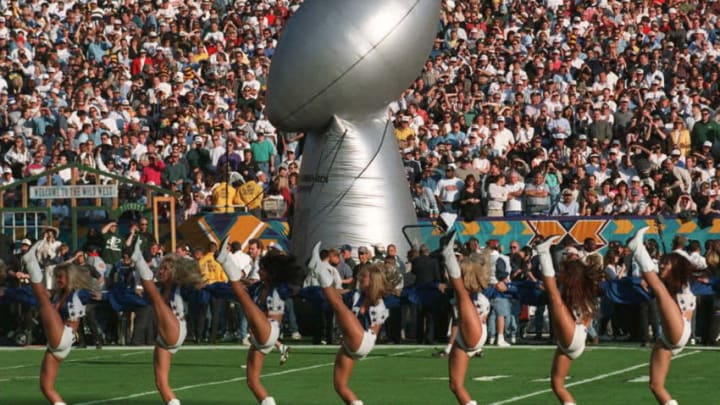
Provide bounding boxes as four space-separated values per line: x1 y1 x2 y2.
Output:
0 0 305 216
0 0 718 223
398 0 720 220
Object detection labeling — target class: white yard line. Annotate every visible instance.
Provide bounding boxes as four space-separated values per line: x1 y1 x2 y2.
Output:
489 351 700 405
76 348 425 405
0 375 37 382
0 350 146 371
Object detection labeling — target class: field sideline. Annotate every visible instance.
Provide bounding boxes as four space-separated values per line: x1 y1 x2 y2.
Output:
2 345 719 405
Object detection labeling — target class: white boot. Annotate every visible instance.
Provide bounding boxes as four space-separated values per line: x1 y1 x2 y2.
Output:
22 242 43 284
442 231 461 279
562 402 577 405
132 241 154 281
308 241 322 271
465 401 478 405
664 401 678 405
316 263 334 288
167 399 181 405
349 401 363 405
216 235 230 265
53 402 67 405
260 397 277 405
217 236 243 282
628 227 658 273
534 236 559 278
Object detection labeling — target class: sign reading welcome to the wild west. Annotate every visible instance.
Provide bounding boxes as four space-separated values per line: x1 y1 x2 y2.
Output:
29 185 118 199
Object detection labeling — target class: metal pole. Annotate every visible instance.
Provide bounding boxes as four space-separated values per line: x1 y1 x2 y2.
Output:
225 131 230 212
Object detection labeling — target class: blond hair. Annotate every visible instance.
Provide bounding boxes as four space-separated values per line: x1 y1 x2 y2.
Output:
160 254 203 288
53 263 94 291
358 264 390 305
461 250 492 292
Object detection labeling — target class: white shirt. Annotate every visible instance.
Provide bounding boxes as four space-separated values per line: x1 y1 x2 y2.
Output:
435 177 464 203
487 183 508 211
229 250 253 279
505 181 525 212
494 128 514 152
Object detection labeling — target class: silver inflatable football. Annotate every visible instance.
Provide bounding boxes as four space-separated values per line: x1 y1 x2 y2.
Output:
266 0 440 259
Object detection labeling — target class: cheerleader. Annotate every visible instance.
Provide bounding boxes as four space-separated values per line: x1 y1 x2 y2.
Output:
629 227 694 405
216 237 304 405
131 242 203 405
534 236 604 405
311 242 391 405
23 242 96 405
442 232 492 405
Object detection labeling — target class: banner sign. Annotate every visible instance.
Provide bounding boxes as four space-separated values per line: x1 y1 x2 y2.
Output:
30 185 118 199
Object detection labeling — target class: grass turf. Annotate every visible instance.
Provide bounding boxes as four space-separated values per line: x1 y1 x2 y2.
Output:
1 345 718 405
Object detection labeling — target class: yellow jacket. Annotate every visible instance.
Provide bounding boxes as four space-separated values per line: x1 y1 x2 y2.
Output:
234 181 264 210
212 183 236 213
198 253 228 284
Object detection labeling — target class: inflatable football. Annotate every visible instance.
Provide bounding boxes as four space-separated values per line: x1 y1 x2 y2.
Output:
266 0 440 131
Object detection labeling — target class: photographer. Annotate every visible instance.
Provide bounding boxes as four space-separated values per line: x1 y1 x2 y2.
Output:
71 250 105 348
125 218 156 259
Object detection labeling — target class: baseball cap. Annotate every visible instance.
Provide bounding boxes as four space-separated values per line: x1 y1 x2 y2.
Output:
340 244 352 252
703 141 712 148
193 135 203 143
358 246 370 254
21 238 32 246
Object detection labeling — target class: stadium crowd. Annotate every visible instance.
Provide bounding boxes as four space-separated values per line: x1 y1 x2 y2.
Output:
0 0 719 221
1 0 720 350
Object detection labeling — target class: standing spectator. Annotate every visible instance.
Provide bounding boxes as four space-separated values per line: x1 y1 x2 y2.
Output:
140 152 165 186
411 244 444 344
435 165 464 214
524 171 551 215
412 181 440 218
125 219 156 258
551 189 580 216
505 171 525 217
486 174 508 217
196 243 228 344
339 245 357 275
225 241 254 345
101 221 123 273
250 131 275 175
691 108 720 153
458 175 482 221
186 136 211 174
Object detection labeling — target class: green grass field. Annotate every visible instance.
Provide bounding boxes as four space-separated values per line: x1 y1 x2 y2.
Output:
1 344 718 405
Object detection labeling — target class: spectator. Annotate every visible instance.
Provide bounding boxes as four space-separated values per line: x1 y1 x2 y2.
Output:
486 174 507 218
551 189 580 216
412 181 439 218
411 244 443 345
435 165 463 214
504 171 525 217
524 171 550 216
458 174 482 221
101 222 123 272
